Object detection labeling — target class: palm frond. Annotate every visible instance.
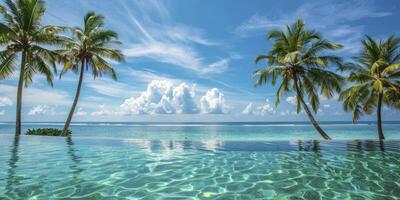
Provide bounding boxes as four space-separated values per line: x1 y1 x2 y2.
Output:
0 50 16 79
253 66 285 86
90 55 117 80
255 55 274 64
301 75 319 113
275 77 290 106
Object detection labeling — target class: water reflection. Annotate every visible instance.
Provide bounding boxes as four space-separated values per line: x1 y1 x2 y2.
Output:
122 139 391 153
347 140 386 152
66 136 82 175
123 139 188 160
297 140 321 152
5 136 20 197
201 140 223 152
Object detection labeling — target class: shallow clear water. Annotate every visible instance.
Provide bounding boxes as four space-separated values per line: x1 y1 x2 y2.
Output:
1 122 400 199
1 135 400 199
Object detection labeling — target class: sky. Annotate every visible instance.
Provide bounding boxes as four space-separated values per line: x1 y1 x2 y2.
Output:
0 0 400 122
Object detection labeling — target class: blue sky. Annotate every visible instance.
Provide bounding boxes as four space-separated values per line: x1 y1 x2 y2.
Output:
0 0 399 122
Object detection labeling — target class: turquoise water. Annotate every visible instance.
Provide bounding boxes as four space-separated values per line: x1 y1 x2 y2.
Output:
0 121 399 140
1 122 400 199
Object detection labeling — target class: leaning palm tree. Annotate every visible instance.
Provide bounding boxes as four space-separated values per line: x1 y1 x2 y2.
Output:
339 36 400 140
59 12 124 133
253 20 343 140
0 0 66 135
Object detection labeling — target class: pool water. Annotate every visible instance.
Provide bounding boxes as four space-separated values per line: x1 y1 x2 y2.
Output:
1 134 400 199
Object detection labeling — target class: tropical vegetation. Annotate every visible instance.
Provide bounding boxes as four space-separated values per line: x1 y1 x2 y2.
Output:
58 12 124 134
253 20 343 140
0 0 66 135
339 36 400 140
26 128 71 136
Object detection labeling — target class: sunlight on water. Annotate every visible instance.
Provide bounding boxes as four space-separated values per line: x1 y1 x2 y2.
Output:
0 134 400 199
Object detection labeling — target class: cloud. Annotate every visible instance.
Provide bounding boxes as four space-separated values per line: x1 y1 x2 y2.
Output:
123 42 230 74
0 84 15 95
235 13 289 35
202 59 230 74
118 68 212 94
229 52 243 60
25 88 70 106
76 107 88 116
241 102 274 116
235 0 391 53
163 24 218 46
121 80 199 114
0 84 70 106
0 97 12 106
258 103 274 113
87 79 138 98
28 105 57 116
323 104 331 108
200 88 228 114
123 42 203 72
90 104 125 116
242 103 254 115
121 68 179 84
118 1 228 74
280 110 299 116
286 96 297 105
0 110 5 115
121 80 229 115
172 83 199 114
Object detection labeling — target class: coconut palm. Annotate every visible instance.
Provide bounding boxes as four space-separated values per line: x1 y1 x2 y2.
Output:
0 0 66 135
339 36 400 140
59 12 124 133
253 20 343 140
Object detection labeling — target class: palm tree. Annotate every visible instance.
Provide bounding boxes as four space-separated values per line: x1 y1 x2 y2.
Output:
0 0 66 135
339 36 400 140
253 20 343 140
59 12 124 133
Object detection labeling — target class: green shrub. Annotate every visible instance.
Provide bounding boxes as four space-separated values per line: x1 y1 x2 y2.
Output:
26 128 72 136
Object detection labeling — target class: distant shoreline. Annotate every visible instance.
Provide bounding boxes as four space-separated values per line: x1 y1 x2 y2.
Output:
0 121 399 124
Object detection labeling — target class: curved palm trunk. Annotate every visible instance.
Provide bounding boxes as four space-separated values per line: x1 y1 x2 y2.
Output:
294 76 332 140
15 51 27 136
376 92 385 140
63 61 85 133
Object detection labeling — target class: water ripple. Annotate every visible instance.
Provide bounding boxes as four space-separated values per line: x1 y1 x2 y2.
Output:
0 135 400 199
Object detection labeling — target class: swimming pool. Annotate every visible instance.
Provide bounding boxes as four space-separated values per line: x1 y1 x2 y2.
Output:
1 133 399 199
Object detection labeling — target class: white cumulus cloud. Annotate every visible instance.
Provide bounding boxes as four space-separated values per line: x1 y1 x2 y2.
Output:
286 96 297 105
28 105 56 116
121 80 229 115
76 108 88 116
172 83 199 114
121 80 199 114
0 97 12 107
241 102 275 116
200 88 228 114
90 105 125 116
